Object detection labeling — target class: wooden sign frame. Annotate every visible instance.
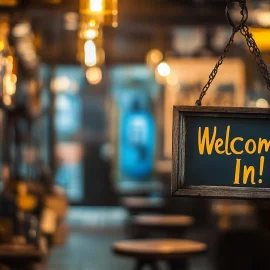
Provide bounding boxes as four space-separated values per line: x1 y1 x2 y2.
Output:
172 106 270 199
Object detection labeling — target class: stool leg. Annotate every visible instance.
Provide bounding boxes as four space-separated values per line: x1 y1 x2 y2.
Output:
149 261 160 270
134 260 144 270
167 259 188 270
134 260 160 270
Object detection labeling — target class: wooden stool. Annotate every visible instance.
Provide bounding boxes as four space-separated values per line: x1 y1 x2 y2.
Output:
0 244 44 269
121 197 165 215
113 239 207 270
131 215 195 238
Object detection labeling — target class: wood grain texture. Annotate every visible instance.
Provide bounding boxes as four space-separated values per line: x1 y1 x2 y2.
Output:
173 106 270 115
173 185 270 199
171 107 180 194
0 244 43 261
113 239 207 259
133 215 195 227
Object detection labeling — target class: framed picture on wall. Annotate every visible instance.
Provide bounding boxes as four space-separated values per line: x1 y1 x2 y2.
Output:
164 58 246 159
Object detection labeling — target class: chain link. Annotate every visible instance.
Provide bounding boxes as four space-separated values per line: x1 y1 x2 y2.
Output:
195 0 270 106
240 24 270 91
195 29 238 106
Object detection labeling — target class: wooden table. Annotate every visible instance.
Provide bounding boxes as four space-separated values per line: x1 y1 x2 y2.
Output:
113 239 207 270
0 244 44 267
121 197 165 215
212 200 256 231
131 215 195 238
133 215 194 228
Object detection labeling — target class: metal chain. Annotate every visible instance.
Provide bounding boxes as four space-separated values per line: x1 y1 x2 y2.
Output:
240 24 270 91
195 28 238 106
195 0 270 106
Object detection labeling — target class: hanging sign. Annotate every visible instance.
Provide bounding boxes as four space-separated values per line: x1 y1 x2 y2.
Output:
172 106 270 199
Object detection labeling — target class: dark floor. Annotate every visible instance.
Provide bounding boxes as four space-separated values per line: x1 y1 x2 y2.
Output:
45 228 133 270
39 207 212 270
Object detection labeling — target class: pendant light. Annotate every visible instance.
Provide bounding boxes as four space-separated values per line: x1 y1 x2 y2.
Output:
79 0 118 28
77 30 105 67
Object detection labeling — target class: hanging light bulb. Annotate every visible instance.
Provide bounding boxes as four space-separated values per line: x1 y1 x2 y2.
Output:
80 0 118 28
84 40 97 67
84 27 99 39
79 19 100 40
86 66 102 84
157 62 171 77
155 61 171 85
90 0 102 12
77 28 105 67
146 49 163 68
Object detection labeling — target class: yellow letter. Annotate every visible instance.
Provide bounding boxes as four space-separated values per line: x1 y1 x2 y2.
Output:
243 165 255 184
258 138 270 154
233 159 241 185
245 139 257 154
215 138 225 154
225 126 232 156
230 137 244 155
198 126 217 155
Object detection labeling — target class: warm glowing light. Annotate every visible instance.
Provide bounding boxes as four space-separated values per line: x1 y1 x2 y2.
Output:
90 0 103 12
84 40 97 67
0 0 17 6
85 29 98 39
86 66 102 84
7 55 13 64
166 70 179 87
51 76 71 93
255 9 270 27
250 28 270 51
256 98 269 108
0 41 4 51
3 95 11 106
4 74 17 95
146 49 163 67
80 0 118 27
157 62 171 77
90 19 97 27
79 20 100 39
12 22 31 38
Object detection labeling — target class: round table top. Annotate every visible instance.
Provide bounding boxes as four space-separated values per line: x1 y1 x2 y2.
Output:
121 197 165 209
133 215 195 228
0 244 43 260
113 239 207 259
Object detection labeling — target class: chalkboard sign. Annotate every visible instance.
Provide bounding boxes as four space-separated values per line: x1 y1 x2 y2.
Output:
172 106 270 199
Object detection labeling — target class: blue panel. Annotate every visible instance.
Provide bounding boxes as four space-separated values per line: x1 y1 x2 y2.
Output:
53 66 85 202
111 65 158 182
55 93 82 138
120 111 155 178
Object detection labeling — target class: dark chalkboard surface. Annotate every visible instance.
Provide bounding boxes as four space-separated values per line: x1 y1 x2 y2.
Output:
172 106 270 199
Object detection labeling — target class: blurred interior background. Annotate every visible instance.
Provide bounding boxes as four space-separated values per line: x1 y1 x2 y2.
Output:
0 0 270 269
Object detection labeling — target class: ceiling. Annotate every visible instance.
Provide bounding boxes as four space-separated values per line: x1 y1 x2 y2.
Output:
1 0 268 65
